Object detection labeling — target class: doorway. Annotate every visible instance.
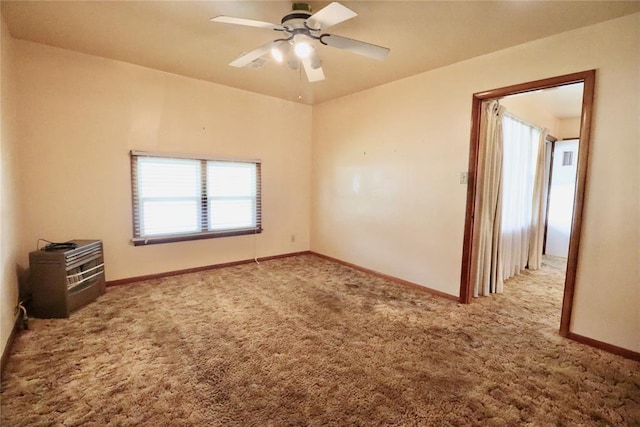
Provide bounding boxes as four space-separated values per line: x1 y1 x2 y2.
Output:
545 137 579 258
459 70 596 337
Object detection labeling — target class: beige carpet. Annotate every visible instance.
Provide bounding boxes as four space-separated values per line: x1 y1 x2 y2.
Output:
1 254 639 426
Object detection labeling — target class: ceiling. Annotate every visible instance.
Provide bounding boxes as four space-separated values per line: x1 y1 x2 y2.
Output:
506 82 584 120
3 1 639 105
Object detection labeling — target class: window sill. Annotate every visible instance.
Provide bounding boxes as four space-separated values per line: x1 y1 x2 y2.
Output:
132 228 263 246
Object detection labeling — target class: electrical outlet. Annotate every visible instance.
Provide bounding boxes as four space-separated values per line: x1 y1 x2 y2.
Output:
460 172 468 184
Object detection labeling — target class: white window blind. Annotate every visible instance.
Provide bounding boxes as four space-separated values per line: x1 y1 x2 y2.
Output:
130 151 262 245
208 162 257 231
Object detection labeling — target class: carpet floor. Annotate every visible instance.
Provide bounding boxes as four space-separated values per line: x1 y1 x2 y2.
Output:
1 254 639 426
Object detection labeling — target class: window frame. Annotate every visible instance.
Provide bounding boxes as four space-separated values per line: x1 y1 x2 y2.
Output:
130 150 262 246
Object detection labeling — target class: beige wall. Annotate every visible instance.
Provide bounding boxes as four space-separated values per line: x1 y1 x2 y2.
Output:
558 117 582 140
312 14 639 352
1 11 21 357
14 41 312 282
499 95 560 137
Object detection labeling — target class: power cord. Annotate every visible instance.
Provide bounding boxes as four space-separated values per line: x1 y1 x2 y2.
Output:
254 227 260 264
37 238 55 250
18 302 28 330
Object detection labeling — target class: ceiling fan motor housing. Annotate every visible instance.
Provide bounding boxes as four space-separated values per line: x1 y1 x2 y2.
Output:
281 12 313 30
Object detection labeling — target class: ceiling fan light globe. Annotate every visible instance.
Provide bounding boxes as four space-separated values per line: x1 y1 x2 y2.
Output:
294 41 312 59
309 51 322 69
287 56 300 71
271 47 284 63
271 41 291 63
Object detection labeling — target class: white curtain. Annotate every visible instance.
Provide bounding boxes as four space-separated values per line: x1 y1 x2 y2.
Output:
473 100 505 297
499 114 543 282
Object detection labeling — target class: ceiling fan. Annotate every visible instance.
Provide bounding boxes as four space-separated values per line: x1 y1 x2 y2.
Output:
210 2 390 83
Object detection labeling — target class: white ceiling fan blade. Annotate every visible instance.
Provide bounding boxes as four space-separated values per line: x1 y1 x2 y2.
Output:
320 34 390 60
307 2 357 30
302 56 325 82
210 16 283 31
229 40 279 68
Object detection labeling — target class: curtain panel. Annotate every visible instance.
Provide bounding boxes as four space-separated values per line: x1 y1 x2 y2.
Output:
500 114 541 281
472 100 505 297
528 129 549 270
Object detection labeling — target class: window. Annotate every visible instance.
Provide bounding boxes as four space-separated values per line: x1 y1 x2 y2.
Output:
501 113 541 236
130 151 261 245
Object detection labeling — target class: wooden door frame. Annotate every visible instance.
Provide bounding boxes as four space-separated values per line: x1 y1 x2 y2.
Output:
458 70 596 337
